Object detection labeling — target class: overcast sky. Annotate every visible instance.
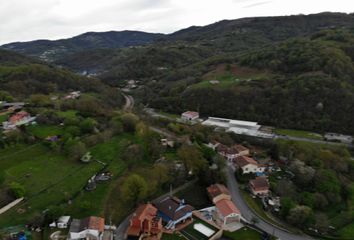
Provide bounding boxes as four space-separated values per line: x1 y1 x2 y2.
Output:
0 0 353 45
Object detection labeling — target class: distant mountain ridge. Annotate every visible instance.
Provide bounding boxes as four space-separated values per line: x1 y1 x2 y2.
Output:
1 12 354 62
1 30 164 61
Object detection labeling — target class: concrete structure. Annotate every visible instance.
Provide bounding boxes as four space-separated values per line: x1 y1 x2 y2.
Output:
0 198 24 215
324 133 353 144
249 177 270 197
154 197 194 230
234 156 265 174
68 216 105 240
202 117 274 138
49 216 71 229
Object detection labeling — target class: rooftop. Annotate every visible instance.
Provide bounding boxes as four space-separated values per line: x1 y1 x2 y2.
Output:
155 197 194 221
235 156 258 167
207 184 230 199
215 199 240 216
250 176 269 190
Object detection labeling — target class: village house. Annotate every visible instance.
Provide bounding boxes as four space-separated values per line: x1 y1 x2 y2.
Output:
127 203 163 240
154 196 194 230
234 156 266 174
215 199 241 227
181 111 199 123
49 216 71 229
68 216 105 240
161 138 175 148
206 184 242 230
207 184 231 204
2 111 36 130
64 91 81 100
249 176 270 197
217 144 250 161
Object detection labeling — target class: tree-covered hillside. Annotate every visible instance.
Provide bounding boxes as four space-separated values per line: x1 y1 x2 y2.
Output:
1 31 163 61
0 50 123 107
143 29 354 135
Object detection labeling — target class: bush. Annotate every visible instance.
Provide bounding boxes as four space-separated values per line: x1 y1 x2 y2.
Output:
8 182 25 198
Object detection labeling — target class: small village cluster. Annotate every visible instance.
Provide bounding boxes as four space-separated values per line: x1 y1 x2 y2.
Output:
49 183 243 240
47 138 277 240
0 91 81 133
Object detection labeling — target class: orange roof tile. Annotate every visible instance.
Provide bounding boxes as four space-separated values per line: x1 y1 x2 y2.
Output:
207 184 230 199
215 199 240 217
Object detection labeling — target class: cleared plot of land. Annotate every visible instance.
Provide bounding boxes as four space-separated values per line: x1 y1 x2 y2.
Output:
223 227 262 240
192 64 272 89
275 128 324 140
27 125 64 138
64 135 131 218
0 143 102 227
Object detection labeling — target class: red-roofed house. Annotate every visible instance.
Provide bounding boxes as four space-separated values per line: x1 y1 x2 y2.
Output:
234 156 265 174
217 144 250 161
127 204 162 239
9 111 31 125
249 176 270 197
215 199 241 226
181 111 199 122
207 184 231 204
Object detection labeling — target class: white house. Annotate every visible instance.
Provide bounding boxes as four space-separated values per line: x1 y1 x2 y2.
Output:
181 111 199 122
68 216 105 240
49 216 71 229
234 156 265 174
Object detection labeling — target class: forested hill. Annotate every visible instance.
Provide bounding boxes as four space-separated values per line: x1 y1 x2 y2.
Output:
1 31 164 61
2 12 353 64
0 50 121 107
168 12 354 42
144 29 354 135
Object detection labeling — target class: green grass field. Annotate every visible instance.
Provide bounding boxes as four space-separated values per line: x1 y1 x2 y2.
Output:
63 134 137 218
27 125 64 138
0 143 104 227
192 64 272 89
0 134 138 226
0 113 9 123
223 227 262 240
162 233 186 240
275 128 324 140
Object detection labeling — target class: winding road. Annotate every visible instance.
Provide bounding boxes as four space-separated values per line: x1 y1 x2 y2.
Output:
225 166 313 240
122 93 134 111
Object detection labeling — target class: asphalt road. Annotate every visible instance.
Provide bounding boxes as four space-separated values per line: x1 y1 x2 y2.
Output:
275 135 352 148
225 166 313 240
